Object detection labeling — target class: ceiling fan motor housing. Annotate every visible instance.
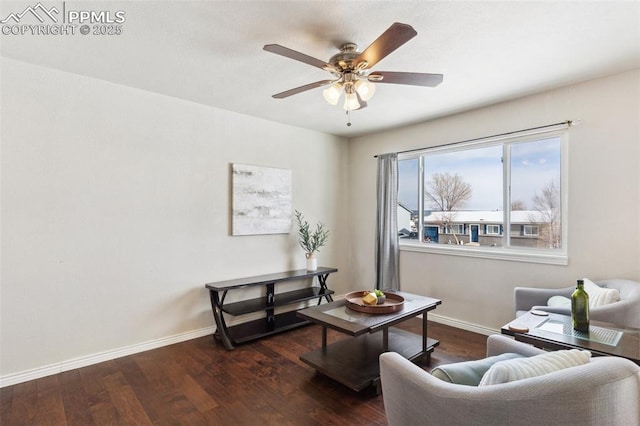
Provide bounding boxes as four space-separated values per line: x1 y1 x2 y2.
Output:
328 43 364 76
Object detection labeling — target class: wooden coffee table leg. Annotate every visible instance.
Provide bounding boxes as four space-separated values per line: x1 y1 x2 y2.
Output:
322 326 327 348
383 328 389 351
423 313 428 352
422 313 432 363
373 377 382 395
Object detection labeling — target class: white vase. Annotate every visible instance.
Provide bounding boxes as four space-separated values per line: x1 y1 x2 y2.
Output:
306 256 318 271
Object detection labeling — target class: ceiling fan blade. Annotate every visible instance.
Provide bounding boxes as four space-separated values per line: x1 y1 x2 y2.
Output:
272 80 334 99
355 22 417 70
369 71 443 87
263 44 338 72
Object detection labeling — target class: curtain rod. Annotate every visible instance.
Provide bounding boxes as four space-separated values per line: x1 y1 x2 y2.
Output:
373 120 573 158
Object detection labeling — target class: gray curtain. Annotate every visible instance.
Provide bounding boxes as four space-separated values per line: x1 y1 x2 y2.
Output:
375 153 399 291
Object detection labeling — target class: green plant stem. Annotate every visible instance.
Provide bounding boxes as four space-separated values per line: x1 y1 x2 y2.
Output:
294 210 329 255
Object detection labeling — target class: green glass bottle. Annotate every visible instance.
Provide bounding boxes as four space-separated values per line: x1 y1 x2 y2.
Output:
571 279 589 332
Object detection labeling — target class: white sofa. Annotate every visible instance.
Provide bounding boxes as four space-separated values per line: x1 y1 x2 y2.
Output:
380 334 640 426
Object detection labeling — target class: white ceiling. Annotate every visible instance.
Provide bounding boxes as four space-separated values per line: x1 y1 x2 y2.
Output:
1 1 639 137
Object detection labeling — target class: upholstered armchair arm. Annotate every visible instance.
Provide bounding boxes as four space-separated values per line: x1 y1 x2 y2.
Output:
514 286 574 313
589 298 638 327
591 279 640 328
379 351 640 426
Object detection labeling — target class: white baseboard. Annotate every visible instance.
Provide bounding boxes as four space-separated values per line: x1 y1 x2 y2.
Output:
0 326 216 388
428 313 498 336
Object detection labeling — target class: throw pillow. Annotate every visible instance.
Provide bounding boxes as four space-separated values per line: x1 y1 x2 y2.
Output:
546 279 620 309
431 353 523 386
478 349 591 386
547 295 571 307
582 278 620 307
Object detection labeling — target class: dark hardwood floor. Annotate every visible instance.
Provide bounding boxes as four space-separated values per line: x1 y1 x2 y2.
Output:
1 319 487 425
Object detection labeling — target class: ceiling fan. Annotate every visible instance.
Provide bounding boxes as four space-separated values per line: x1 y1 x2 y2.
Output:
263 22 443 123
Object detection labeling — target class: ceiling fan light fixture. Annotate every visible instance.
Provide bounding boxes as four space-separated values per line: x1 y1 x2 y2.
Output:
354 79 376 101
322 82 343 105
343 91 360 111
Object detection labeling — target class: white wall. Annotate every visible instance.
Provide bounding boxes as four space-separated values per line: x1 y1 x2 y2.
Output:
0 58 349 381
348 70 640 332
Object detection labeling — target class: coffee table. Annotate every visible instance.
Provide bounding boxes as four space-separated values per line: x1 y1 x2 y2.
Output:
296 291 441 393
502 311 640 365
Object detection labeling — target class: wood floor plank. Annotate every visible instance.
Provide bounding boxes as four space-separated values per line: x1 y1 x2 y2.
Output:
5 380 38 425
179 374 218 413
0 320 487 425
199 401 252 425
164 339 213 377
34 375 67 425
79 361 121 425
112 355 162 422
102 371 153 426
129 352 200 424
0 385 13 424
58 369 95 426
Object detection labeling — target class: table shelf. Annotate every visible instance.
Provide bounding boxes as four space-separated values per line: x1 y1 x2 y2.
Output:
224 310 311 344
300 327 439 391
222 287 335 316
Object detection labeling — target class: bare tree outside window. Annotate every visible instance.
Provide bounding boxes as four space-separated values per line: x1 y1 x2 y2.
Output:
425 172 472 211
529 179 561 248
425 173 472 244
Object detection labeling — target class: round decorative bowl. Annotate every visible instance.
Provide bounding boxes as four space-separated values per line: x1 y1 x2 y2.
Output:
344 291 404 314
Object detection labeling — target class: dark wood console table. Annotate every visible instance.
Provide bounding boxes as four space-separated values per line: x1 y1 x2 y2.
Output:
205 267 337 350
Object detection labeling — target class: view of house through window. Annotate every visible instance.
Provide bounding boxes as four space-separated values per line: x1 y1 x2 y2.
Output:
398 133 564 256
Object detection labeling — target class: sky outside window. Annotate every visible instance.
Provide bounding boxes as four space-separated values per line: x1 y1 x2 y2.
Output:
399 137 561 212
510 137 561 210
424 145 503 211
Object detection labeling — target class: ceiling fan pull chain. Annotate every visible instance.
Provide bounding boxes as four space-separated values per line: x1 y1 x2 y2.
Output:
346 109 352 127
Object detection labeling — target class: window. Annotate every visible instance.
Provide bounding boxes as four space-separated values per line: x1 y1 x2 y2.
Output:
486 224 501 235
397 126 567 264
444 224 464 234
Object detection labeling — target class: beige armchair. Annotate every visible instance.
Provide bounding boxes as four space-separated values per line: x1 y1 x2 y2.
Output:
380 334 640 426
514 279 640 328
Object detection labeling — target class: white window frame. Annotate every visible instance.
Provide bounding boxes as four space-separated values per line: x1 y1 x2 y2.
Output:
486 224 501 235
444 224 464 234
523 225 539 236
398 124 569 266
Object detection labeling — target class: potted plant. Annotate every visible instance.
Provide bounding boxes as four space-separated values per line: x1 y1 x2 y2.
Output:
294 210 329 271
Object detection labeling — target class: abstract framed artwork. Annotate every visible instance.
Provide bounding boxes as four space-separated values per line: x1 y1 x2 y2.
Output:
231 163 292 236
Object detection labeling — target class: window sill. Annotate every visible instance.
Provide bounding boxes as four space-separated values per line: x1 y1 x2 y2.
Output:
399 241 568 266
